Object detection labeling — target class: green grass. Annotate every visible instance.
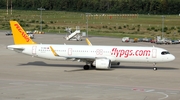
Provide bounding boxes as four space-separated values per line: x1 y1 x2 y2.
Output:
0 9 180 39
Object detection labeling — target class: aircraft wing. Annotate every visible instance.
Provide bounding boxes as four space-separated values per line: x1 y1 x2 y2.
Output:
50 46 107 62
65 56 96 62
62 55 108 62
86 38 92 46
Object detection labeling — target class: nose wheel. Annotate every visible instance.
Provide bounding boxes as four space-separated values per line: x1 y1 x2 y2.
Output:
153 63 157 71
153 67 157 71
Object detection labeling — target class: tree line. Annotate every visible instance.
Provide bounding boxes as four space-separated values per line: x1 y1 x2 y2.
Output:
1 0 180 14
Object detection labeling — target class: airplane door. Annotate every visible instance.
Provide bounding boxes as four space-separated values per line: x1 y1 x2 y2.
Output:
32 46 37 56
152 49 157 58
68 48 72 55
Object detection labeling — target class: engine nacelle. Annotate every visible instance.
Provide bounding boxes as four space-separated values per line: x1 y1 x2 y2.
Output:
94 59 111 69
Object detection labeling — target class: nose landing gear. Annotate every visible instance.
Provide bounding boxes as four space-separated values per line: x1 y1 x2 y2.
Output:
153 63 157 71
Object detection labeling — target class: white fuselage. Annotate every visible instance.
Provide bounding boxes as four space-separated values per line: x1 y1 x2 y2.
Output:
7 44 175 63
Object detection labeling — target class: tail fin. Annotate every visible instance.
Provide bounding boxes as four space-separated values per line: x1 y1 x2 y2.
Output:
10 21 36 44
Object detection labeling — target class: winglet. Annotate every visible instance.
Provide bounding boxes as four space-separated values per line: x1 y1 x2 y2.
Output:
86 38 92 46
50 46 59 56
10 21 36 44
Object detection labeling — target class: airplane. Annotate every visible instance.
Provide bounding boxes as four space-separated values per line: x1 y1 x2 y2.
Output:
7 21 175 71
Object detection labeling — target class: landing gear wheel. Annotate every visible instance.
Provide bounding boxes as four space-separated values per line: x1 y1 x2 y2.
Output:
153 67 157 71
153 63 157 71
83 65 90 70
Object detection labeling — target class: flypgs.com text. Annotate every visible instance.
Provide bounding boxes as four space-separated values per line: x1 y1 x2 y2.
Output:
111 48 151 58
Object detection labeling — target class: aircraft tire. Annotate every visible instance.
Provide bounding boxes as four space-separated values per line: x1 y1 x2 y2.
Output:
84 65 90 70
153 67 157 71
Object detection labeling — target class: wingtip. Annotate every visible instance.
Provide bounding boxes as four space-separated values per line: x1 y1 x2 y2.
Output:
50 46 59 56
86 38 92 46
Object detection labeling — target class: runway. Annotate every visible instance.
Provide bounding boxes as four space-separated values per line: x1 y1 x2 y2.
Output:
0 32 180 100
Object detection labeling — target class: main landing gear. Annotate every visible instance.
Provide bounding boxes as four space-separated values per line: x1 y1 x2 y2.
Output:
83 65 90 70
83 63 95 70
153 63 157 71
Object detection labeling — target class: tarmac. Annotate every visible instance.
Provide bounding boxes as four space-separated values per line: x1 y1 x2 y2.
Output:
0 31 180 100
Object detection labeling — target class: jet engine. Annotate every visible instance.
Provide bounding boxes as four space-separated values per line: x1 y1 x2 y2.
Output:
93 59 111 69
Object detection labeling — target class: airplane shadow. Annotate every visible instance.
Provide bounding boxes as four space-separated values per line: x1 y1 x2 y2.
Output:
112 65 179 70
19 61 83 68
18 61 179 71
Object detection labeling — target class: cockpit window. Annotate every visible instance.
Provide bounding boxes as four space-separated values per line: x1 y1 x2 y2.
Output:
161 51 170 55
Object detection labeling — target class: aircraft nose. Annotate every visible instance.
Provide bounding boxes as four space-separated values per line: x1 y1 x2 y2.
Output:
170 54 175 61
168 55 175 61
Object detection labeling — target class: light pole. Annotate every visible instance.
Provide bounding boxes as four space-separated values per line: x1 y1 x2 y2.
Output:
85 13 91 37
161 15 165 39
7 0 8 15
37 7 45 33
10 0 12 15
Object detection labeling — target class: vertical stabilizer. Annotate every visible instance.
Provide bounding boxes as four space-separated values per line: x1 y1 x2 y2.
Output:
10 21 36 44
